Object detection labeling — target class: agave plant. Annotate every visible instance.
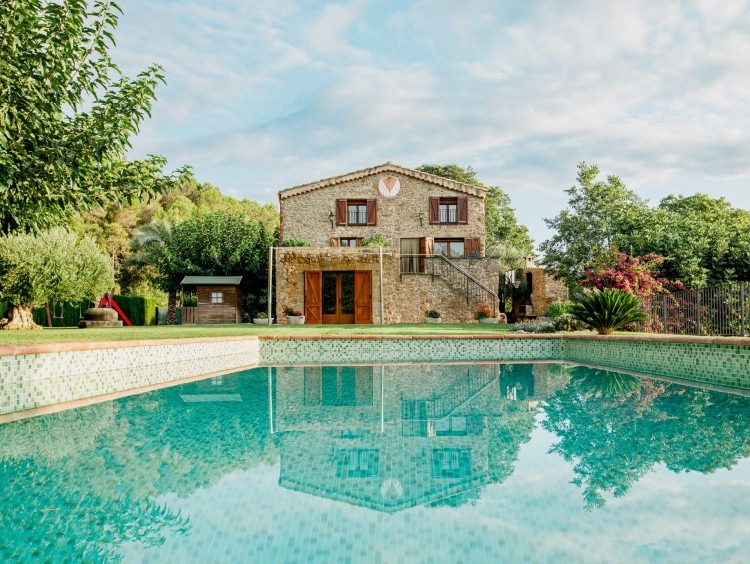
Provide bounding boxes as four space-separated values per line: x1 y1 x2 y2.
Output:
570 289 647 335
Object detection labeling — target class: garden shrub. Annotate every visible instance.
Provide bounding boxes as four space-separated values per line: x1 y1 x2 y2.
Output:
361 235 390 247
545 300 573 317
570 288 647 335
511 319 557 333
281 239 310 247
552 313 587 332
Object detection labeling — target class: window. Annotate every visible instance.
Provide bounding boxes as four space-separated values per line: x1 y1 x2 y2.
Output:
337 449 379 478
434 239 465 258
429 196 468 224
340 238 360 247
347 201 367 225
336 199 377 226
432 449 472 478
210 291 224 304
439 198 457 224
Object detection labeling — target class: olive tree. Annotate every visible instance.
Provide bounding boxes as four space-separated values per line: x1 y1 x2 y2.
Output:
0 0 187 233
0 229 113 329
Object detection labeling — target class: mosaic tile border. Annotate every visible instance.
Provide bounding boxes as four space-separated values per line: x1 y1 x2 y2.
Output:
1 333 749 419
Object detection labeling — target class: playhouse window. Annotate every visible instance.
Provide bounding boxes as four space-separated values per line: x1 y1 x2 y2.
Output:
210 292 224 304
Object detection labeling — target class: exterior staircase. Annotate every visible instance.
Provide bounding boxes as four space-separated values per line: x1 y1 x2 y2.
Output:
401 365 501 436
400 254 499 313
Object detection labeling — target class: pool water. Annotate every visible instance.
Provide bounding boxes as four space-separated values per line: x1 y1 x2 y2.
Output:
2 362 749 562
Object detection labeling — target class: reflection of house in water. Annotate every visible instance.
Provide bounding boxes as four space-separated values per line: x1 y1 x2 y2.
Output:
273 363 570 513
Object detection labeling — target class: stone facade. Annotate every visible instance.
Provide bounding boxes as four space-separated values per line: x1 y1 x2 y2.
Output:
279 162 486 250
275 247 499 323
276 163 499 324
512 267 569 319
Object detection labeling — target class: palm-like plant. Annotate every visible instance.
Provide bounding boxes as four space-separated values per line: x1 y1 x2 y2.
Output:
570 288 647 335
127 220 180 325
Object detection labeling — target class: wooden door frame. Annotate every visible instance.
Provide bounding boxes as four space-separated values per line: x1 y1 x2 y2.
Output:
321 271 356 324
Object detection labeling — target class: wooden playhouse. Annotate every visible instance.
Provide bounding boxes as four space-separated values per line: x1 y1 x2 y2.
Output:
180 276 243 324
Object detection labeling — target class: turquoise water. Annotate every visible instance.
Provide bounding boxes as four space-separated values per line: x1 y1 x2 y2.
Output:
2 363 750 562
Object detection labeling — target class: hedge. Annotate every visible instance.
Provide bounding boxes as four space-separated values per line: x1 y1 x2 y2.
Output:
113 294 157 326
31 300 90 328
1 295 157 327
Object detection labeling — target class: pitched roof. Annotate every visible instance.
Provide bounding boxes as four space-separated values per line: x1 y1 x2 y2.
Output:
181 276 243 285
278 162 488 200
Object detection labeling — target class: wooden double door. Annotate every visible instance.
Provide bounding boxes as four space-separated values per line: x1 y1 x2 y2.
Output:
304 270 372 324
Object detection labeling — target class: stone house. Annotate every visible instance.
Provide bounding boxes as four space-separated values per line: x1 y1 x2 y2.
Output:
276 162 500 323
272 363 569 512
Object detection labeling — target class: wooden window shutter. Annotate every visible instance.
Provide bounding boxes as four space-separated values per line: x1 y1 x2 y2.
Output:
457 197 468 224
429 197 440 224
424 237 434 255
366 199 377 225
304 271 323 324
465 237 480 257
336 199 347 226
330 237 340 247
356 237 364 247
354 270 372 324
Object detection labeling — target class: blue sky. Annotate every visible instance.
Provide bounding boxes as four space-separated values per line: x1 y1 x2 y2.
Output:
115 0 750 246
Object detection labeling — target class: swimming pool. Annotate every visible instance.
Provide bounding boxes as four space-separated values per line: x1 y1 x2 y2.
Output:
1 362 749 561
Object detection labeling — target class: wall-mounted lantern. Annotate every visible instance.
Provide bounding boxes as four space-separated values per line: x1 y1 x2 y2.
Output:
418 210 424 227
329 211 335 228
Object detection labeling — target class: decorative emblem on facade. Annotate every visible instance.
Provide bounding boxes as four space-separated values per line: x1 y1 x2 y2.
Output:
377 176 401 198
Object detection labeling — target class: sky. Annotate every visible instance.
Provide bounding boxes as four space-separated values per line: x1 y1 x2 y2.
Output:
115 0 750 248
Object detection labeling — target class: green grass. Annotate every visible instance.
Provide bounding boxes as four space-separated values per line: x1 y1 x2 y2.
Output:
0 323 517 345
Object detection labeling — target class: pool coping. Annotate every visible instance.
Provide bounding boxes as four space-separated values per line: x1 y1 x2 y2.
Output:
2 332 749 357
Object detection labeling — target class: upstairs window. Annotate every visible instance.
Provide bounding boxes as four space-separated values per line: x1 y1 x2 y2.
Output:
348 201 367 225
439 199 457 224
336 199 377 226
429 196 468 224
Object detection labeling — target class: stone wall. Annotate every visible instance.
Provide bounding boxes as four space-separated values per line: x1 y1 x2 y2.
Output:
279 168 486 251
513 268 569 318
275 248 500 323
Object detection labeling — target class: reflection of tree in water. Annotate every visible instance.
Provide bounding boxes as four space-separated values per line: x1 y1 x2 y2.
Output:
0 403 190 562
0 369 277 560
543 368 750 509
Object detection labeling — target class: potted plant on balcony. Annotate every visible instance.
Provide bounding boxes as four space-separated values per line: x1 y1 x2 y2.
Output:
284 305 305 324
475 304 498 324
252 311 274 325
424 309 442 324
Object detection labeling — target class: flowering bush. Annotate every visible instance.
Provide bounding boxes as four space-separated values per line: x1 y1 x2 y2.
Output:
475 304 492 320
581 252 685 299
283 305 303 316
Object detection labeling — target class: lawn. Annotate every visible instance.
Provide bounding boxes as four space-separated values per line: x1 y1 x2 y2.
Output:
0 323 517 345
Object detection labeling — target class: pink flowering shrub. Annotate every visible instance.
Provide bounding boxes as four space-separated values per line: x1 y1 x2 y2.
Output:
581 252 684 299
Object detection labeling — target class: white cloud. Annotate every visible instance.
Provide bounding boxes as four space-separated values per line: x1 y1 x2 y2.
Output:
118 0 750 246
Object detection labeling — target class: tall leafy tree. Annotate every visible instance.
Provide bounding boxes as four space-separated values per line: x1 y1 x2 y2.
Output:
416 164 533 253
540 162 650 287
130 212 273 323
0 0 187 233
0 228 113 329
628 194 750 287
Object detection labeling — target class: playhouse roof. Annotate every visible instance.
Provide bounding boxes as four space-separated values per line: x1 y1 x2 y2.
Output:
181 276 243 286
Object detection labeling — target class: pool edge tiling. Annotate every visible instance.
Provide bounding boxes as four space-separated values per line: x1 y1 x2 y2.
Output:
1 333 750 420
